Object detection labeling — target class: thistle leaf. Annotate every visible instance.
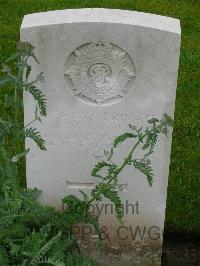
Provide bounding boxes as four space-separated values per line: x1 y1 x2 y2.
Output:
25 65 32 81
104 147 113 160
41 257 65 266
113 132 136 148
25 127 46 150
163 113 173 127
27 85 47 116
91 161 108 177
17 42 35 57
30 232 62 264
147 118 159 124
142 130 158 151
79 190 88 201
132 160 154 186
100 183 123 220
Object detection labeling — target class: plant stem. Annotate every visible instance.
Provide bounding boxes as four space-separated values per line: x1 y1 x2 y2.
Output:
87 136 146 206
24 117 40 129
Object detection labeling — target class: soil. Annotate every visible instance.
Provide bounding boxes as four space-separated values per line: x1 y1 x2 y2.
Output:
79 233 200 265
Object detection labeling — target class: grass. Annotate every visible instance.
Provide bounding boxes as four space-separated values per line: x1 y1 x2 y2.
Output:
0 0 199 236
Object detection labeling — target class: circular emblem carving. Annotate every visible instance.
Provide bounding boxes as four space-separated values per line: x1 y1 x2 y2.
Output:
64 39 136 105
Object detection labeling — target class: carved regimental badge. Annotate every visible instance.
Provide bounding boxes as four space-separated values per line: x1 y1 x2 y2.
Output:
64 39 136 104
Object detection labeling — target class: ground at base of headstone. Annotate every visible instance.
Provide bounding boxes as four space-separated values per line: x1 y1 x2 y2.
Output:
78 240 161 266
78 237 199 266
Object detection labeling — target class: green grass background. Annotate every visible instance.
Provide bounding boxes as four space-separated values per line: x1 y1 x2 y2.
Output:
0 0 199 236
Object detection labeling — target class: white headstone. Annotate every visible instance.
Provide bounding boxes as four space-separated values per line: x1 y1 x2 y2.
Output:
21 8 181 261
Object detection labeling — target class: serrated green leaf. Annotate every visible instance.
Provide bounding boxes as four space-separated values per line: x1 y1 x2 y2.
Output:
91 161 110 178
142 131 158 151
129 124 136 130
163 113 173 127
79 190 88 201
17 42 35 56
42 257 65 266
148 118 159 124
30 232 61 264
25 65 32 81
31 53 40 64
113 132 136 148
104 147 113 160
100 183 123 220
25 127 46 150
27 85 47 116
132 160 154 186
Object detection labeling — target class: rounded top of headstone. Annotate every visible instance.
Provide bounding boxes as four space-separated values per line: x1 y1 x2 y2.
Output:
21 8 181 35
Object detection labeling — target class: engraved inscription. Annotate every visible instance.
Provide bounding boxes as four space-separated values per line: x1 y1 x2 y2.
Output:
45 112 158 152
64 39 136 104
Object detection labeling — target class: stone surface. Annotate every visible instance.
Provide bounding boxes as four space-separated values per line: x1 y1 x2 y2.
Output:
64 38 136 104
21 8 181 261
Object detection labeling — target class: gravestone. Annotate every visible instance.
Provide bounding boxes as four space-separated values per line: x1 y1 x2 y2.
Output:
21 8 181 263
